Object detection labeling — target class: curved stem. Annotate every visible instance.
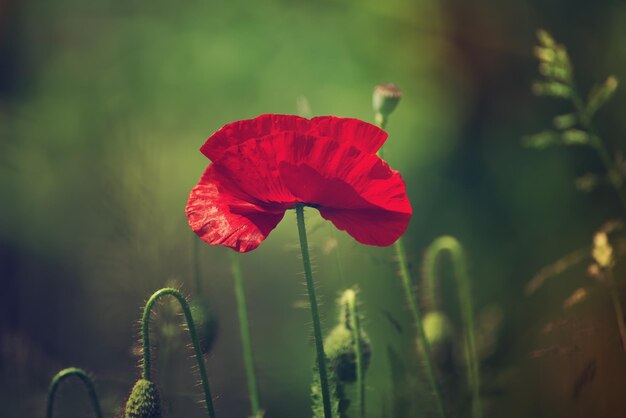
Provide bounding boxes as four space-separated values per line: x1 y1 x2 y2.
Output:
142 287 216 418
422 236 482 418
395 238 447 418
295 204 332 418
229 252 262 416
346 290 365 418
375 113 446 418
46 367 103 418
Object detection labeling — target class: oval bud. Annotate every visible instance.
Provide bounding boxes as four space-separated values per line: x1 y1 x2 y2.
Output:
324 324 372 383
124 379 161 418
372 83 402 118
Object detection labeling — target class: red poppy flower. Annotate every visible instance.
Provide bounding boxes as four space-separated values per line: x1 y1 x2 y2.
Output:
186 114 412 253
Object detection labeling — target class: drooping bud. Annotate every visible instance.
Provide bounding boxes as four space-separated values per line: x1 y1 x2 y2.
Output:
190 298 219 354
372 83 402 123
124 379 161 418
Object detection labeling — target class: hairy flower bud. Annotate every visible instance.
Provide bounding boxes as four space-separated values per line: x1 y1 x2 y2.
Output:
124 379 161 418
324 324 372 383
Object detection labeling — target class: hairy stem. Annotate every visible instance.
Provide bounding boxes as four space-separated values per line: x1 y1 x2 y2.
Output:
46 367 103 418
422 236 482 418
395 238 447 418
346 291 365 418
142 288 216 418
229 252 261 416
376 113 446 418
296 203 332 418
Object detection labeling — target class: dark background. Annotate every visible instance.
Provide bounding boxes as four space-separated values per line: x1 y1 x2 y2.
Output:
2 0 626 417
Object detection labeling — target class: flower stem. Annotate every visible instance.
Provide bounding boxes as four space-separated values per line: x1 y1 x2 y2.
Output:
422 236 482 418
375 113 446 418
46 367 103 418
295 203 332 418
229 252 262 416
346 291 365 418
142 287 216 418
571 92 626 211
395 237 447 418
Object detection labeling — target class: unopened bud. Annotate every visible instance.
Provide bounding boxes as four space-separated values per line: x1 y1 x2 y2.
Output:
373 83 402 119
324 324 371 383
125 379 161 418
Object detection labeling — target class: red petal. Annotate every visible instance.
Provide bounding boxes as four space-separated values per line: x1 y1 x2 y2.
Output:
186 170 286 253
209 132 411 246
200 114 387 161
310 116 388 154
200 114 310 161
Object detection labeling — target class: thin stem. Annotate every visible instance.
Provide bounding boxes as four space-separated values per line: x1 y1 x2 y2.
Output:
606 269 626 352
193 235 203 295
421 236 482 418
295 203 332 418
142 288 216 418
46 367 103 418
395 238 447 418
571 92 626 211
346 291 365 418
229 252 261 416
376 113 446 418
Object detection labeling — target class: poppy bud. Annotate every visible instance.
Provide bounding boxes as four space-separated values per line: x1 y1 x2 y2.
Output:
124 379 161 418
190 298 219 354
372 83 402 119
324 324 372 383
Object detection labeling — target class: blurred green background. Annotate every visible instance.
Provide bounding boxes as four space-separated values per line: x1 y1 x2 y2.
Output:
3 0 626 417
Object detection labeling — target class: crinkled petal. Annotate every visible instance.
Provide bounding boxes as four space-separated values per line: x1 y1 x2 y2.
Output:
310 116 388 154
200 114 387 161
200 114 310 161
209 132 411 246
186 171 286 252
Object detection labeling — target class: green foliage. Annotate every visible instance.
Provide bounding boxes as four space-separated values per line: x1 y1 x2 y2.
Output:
525 29 619 152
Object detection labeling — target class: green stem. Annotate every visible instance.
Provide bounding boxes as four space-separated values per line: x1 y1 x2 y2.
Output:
395 238 447 418
229 252 262 416
46 367 103 418
346 291 365 418
572 93 626 211
295 203 332 418
375 113 446 418
142 288 216 418
421 236 482 418
193 235 203 295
